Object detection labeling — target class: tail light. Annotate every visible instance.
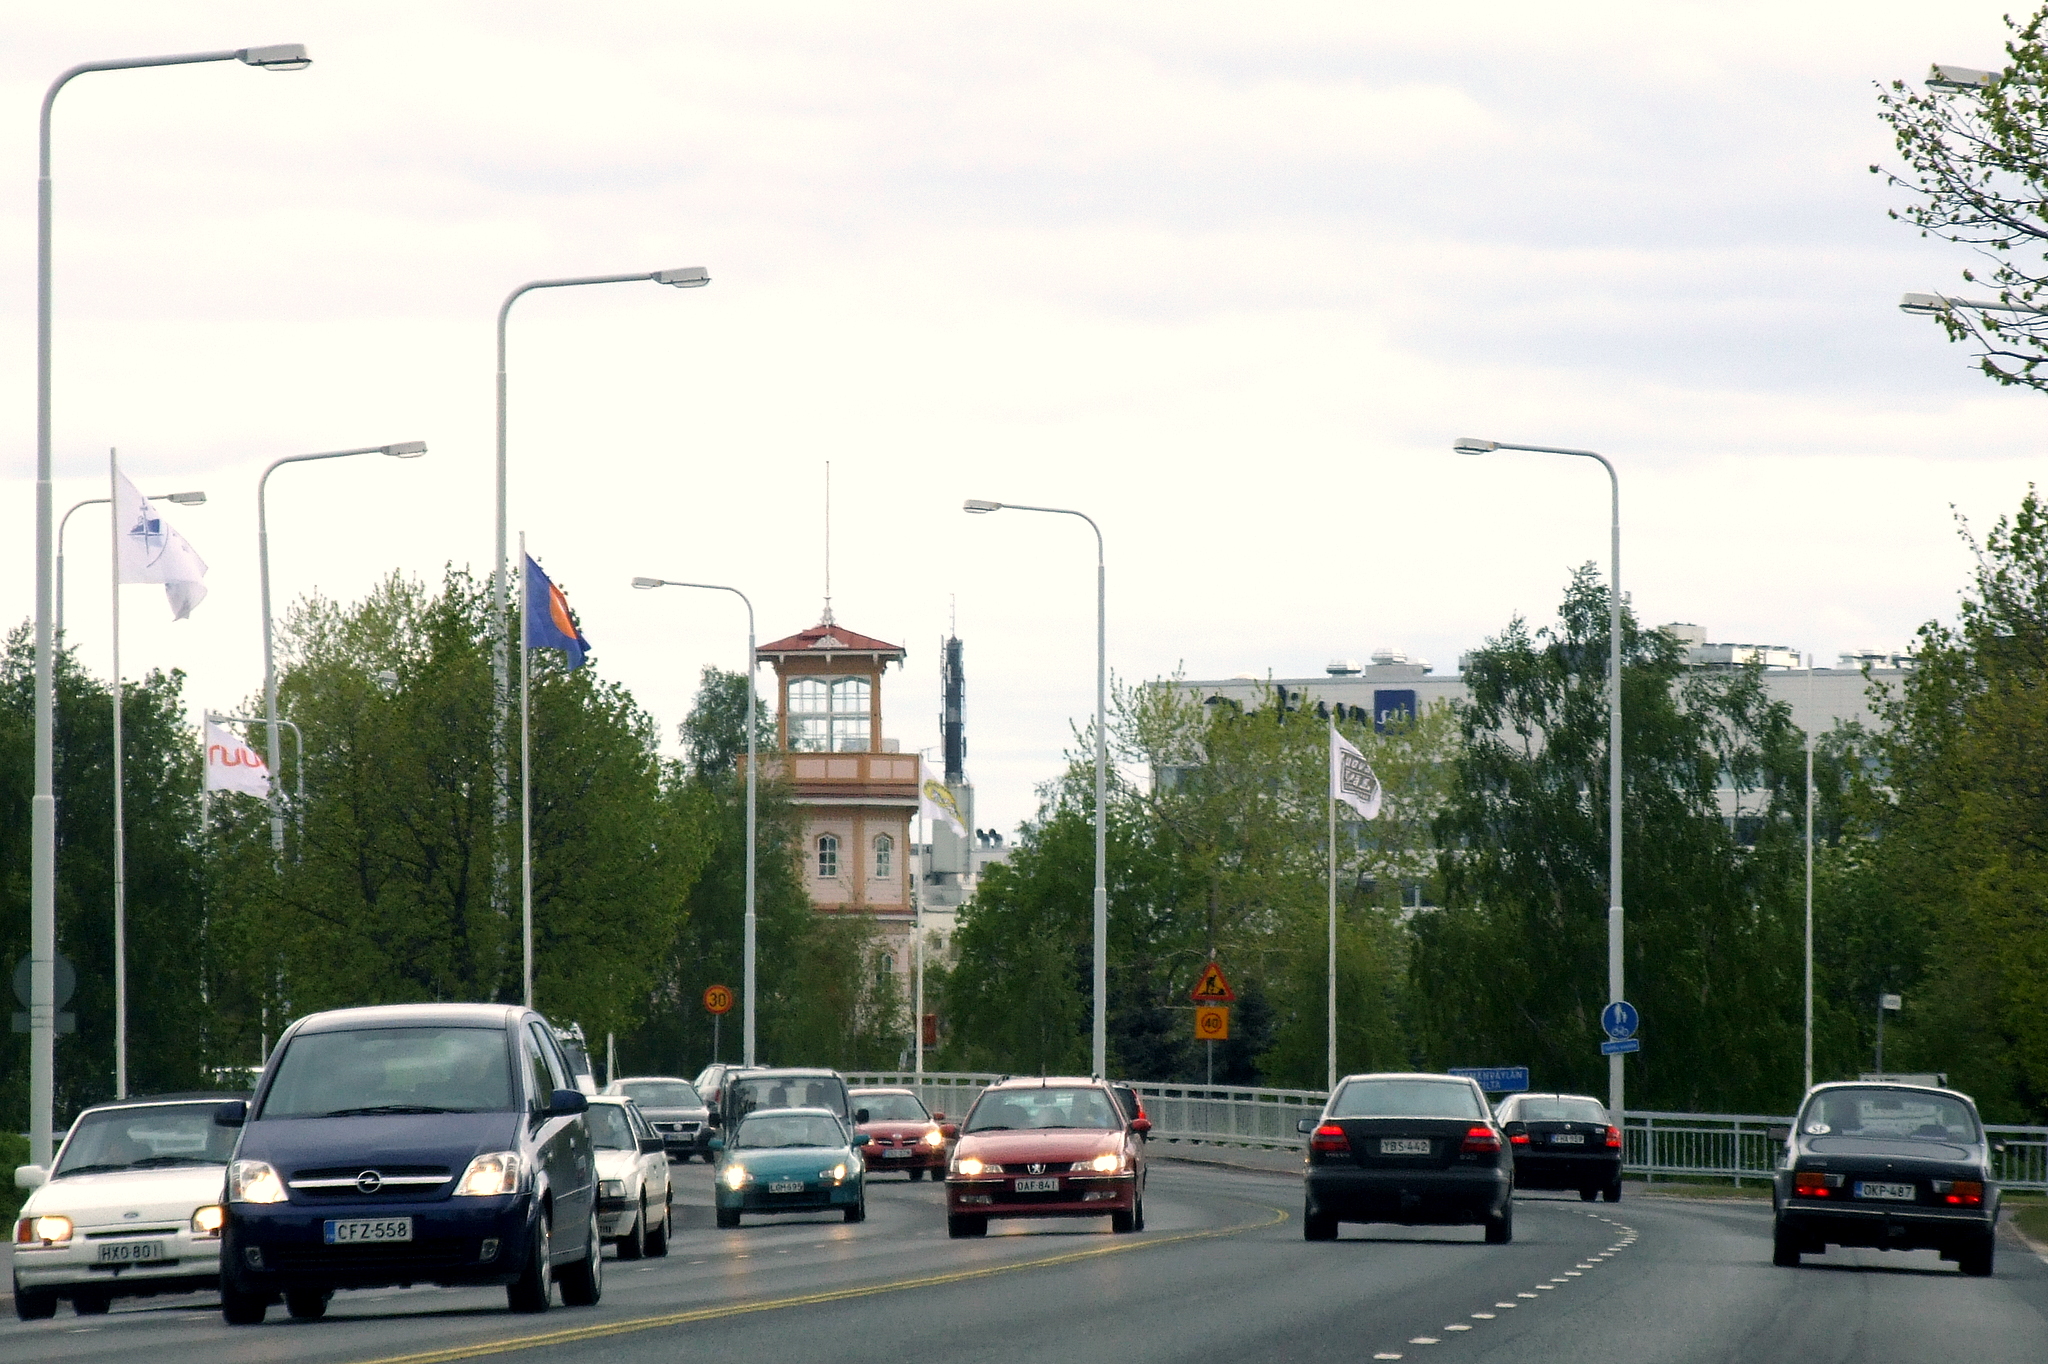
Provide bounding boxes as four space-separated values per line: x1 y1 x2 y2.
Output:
1793 1171 1844 1197
1310 1124 1350 1154
1509 1133 1530 1145
1934 1180 1983 1206
1605 1125 1623 1149
1461 1126 1502 1154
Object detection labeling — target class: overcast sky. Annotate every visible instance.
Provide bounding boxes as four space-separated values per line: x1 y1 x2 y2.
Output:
3 1 2040 835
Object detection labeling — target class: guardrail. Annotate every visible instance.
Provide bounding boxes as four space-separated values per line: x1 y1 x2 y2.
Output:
845 1073 2048 1191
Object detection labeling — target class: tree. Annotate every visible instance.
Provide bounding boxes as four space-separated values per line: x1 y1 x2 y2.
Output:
1877 5 2048 389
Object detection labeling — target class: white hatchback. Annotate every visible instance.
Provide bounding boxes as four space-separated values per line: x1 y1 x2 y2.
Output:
12 1096 239 1319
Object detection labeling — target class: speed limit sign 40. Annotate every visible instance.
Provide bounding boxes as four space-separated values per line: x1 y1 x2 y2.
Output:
1194 1005 1230 1040
703 984 734 1015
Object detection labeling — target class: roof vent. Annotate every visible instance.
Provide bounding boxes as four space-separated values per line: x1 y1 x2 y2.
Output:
1326 659 1361 676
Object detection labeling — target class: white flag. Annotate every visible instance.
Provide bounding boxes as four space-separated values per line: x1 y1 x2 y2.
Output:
114 467 208 619
1332 726 1382 821
204 721 272 798
920 759 967 836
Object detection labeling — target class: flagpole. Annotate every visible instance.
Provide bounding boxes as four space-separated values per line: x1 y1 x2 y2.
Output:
914 803 925 1089
520 534 534 1010
1327 716 1337 1095
108 449 127 1101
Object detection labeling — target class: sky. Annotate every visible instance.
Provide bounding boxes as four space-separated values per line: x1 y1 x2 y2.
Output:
3 1 2042 836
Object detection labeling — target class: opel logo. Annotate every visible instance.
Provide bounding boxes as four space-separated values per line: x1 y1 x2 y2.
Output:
355 1170 384 1194
1027 1163 1047 1175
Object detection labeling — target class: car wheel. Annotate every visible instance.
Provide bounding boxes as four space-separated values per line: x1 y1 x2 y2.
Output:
557 1211 603 1307
72 1292 111 1316
1133 1196 1145 1232
506 1209 553 1313
947 1214 987 1238
844 1199 866 1223
1303 1198 1338 1240
1578 1187 1599 1202
221 1279 270 1325
646 1191 671 1257
1110 1205 1137 1234
285 1288 331 1321
1958 1234 1995 1277
1603 1179 1622 1203
715 1207 741 1230
909 1168 925 1182
1484 1204 1513 1245
1771 1221 1802 1267
618 1194 647 1261
14 1285 58 1321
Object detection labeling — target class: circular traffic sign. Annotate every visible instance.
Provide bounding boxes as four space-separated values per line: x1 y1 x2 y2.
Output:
1601 1000 1638 1040
11 953 76 1010
702 983 734 1016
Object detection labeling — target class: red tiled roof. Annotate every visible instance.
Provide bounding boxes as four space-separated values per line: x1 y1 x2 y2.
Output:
757 620 905 657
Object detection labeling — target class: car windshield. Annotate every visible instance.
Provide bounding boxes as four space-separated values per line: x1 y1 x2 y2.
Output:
735 1114 845 1149
965 1086 1118 1132
1803 1089 1978 1141
1329 1079 1486 1120
54 1103 238 1176
621 1080 701 1108
1510 1097 1609 1124
856 1094 930 1123
259 1026 514 1118
730 1076 844 1118
587 1104 638 1150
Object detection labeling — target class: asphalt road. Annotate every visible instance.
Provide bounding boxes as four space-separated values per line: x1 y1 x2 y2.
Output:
5 1160 2045 1364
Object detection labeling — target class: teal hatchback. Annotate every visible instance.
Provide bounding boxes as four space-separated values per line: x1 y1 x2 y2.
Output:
711 1108 869 1228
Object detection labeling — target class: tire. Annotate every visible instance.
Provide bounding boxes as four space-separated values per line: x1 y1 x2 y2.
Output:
1303 1203 1338 1241
1133 1195 1145 1232
1111 1206 1136 1234
645 1191 671 1257
1579 1188 1600 1203
221 1280 269 1325
1771 1222 1802 1267
557 1211 603 1307
14 1285 59 1321
506 1209 553 1313
947 1214 987 1238
844 1199 867 1223
715 1206 741 1230
284 1288 330 1321
1958 1234 1995 1278
618 1194 646 1261
72 1292 111 1316
1484 1204 1513 1245
1603 1179 1622 1203
909 1168 925 1182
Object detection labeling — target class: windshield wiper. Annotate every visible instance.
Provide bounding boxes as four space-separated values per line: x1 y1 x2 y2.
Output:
968 1124 1012 1132
128 1156 220 1168
321 1104 460 1117
52 1162 132 1176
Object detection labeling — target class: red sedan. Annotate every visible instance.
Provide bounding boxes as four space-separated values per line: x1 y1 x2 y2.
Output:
944 1077 1150 1238
849 1087 956 1180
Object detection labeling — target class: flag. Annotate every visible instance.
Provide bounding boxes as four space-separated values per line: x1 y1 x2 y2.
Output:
114 468 208 619
524 554 589 669
920 759 967 836
1332 726 1382 820
204 720 272 798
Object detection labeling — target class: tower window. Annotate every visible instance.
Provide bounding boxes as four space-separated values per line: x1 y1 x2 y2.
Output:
787 676 871 752
872 834 893 879
816 833 839 878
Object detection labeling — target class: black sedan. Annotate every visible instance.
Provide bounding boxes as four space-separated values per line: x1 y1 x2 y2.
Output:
1297 1072 1513 1243
1494 1092 1623 1202
1770 1081 2000 1275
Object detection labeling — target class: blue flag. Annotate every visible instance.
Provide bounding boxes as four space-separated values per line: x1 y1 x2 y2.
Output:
525 554 589 670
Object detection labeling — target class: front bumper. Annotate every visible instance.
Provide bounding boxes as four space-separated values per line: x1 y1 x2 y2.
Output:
946 1172 1135 1219
11 1227 223 1299
1305 1164 1511 1225
714 1179 862 1214
868 1145 947 1173
226 1193 534 1290
1776 1197 1996 1253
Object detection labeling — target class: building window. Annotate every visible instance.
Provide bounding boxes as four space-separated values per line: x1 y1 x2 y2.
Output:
816 833 839 878
872 834 893 879
878 955 894 989
787 676 871 752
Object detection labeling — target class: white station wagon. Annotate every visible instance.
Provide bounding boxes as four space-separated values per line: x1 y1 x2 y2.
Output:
12 1095 241 1319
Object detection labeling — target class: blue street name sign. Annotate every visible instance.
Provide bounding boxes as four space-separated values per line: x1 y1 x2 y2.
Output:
1600 1000 1639 1040
1600 1038 1641 1056
1449 1066 1530 1093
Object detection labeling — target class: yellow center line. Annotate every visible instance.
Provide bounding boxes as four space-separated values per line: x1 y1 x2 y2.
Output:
346 1204 1289 1364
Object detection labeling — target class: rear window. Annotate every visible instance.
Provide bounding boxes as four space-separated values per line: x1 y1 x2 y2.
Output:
621 1080 701 1108
55 1104 238 1176
730 1076 845 1118
1329 1079 1485 1120
855 1093 929 1123
1509 1097 1609 1124
1802 1088 1978 1141
260 1026 515 1118
587 1104 639 1151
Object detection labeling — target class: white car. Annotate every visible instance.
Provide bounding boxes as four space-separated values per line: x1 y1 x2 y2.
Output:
12 1095 240 1319
587 1096 672 1259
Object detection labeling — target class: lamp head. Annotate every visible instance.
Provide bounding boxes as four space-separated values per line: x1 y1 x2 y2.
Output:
382 441 427 459
1452 438 1498 456
238 44 311 71
654 267 711 288
631 577 664 590
164 491 206 505
1926 64 1996 92
1899 292 1951 316
963 499 1001 514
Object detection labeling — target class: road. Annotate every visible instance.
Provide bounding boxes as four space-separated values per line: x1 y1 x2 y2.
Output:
6 1160 2045 1363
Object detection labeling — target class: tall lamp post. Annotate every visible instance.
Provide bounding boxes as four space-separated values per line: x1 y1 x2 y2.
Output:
1453 439 1625 1123
258 443 426 853
29 40 310 1168
963 499 1109 1079
631 577 758 1066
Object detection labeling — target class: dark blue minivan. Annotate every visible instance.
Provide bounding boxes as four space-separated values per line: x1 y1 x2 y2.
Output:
215 1003 602 1323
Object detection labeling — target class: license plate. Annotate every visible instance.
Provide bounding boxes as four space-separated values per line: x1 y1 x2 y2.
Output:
1855 1181 1916 1201
1550 1133 1586 1145
1380 1138 1431 1156
1014 1177 1060 1192
323 1217 413 1245
95 1240 165 1264
768 1181 806 1194
883 1148 915 1158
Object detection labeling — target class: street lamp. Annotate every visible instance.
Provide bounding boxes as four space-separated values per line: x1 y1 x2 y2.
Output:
1925 64 1997 92
29 42 310 1169
57 490 204 637
1453 438 1626 1124
961 498 1110 1079
632 576 758 1066
258 443 425 853
1899 291 2048 318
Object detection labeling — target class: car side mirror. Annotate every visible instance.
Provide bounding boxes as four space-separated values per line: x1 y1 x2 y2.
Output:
1130 1117 1152 1136
854 1108 870 1125
548 1089 588 1117
853 1133 872 1147
1297 1117 1317 1135
638 1136 665 1155
14 1164 48 1190
1765 1125 1791 1143
708 1136 725 1153
214 1100 248 1128
940 1124 958 1139
931 1111 947 1123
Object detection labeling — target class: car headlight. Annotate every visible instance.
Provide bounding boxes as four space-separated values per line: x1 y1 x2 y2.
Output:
600 1179 625 1198
1090 1152 1124 1173
17 1214 73 1244
229 1160 287 1204
722 1164 749 1190
819 1163 848 1182
191 1204 226 1237
922 1129 946 1147
453 1151 523 1197
952 1156 1000 1176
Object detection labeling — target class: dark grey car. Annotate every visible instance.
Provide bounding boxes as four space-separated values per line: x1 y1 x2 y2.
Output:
604 1077 711 1161
1298 1072 1513 1243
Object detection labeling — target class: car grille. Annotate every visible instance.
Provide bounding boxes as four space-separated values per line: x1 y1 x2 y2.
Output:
1006 1161 1074 1173
655 1122 700 1134
287 1165 452 1201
